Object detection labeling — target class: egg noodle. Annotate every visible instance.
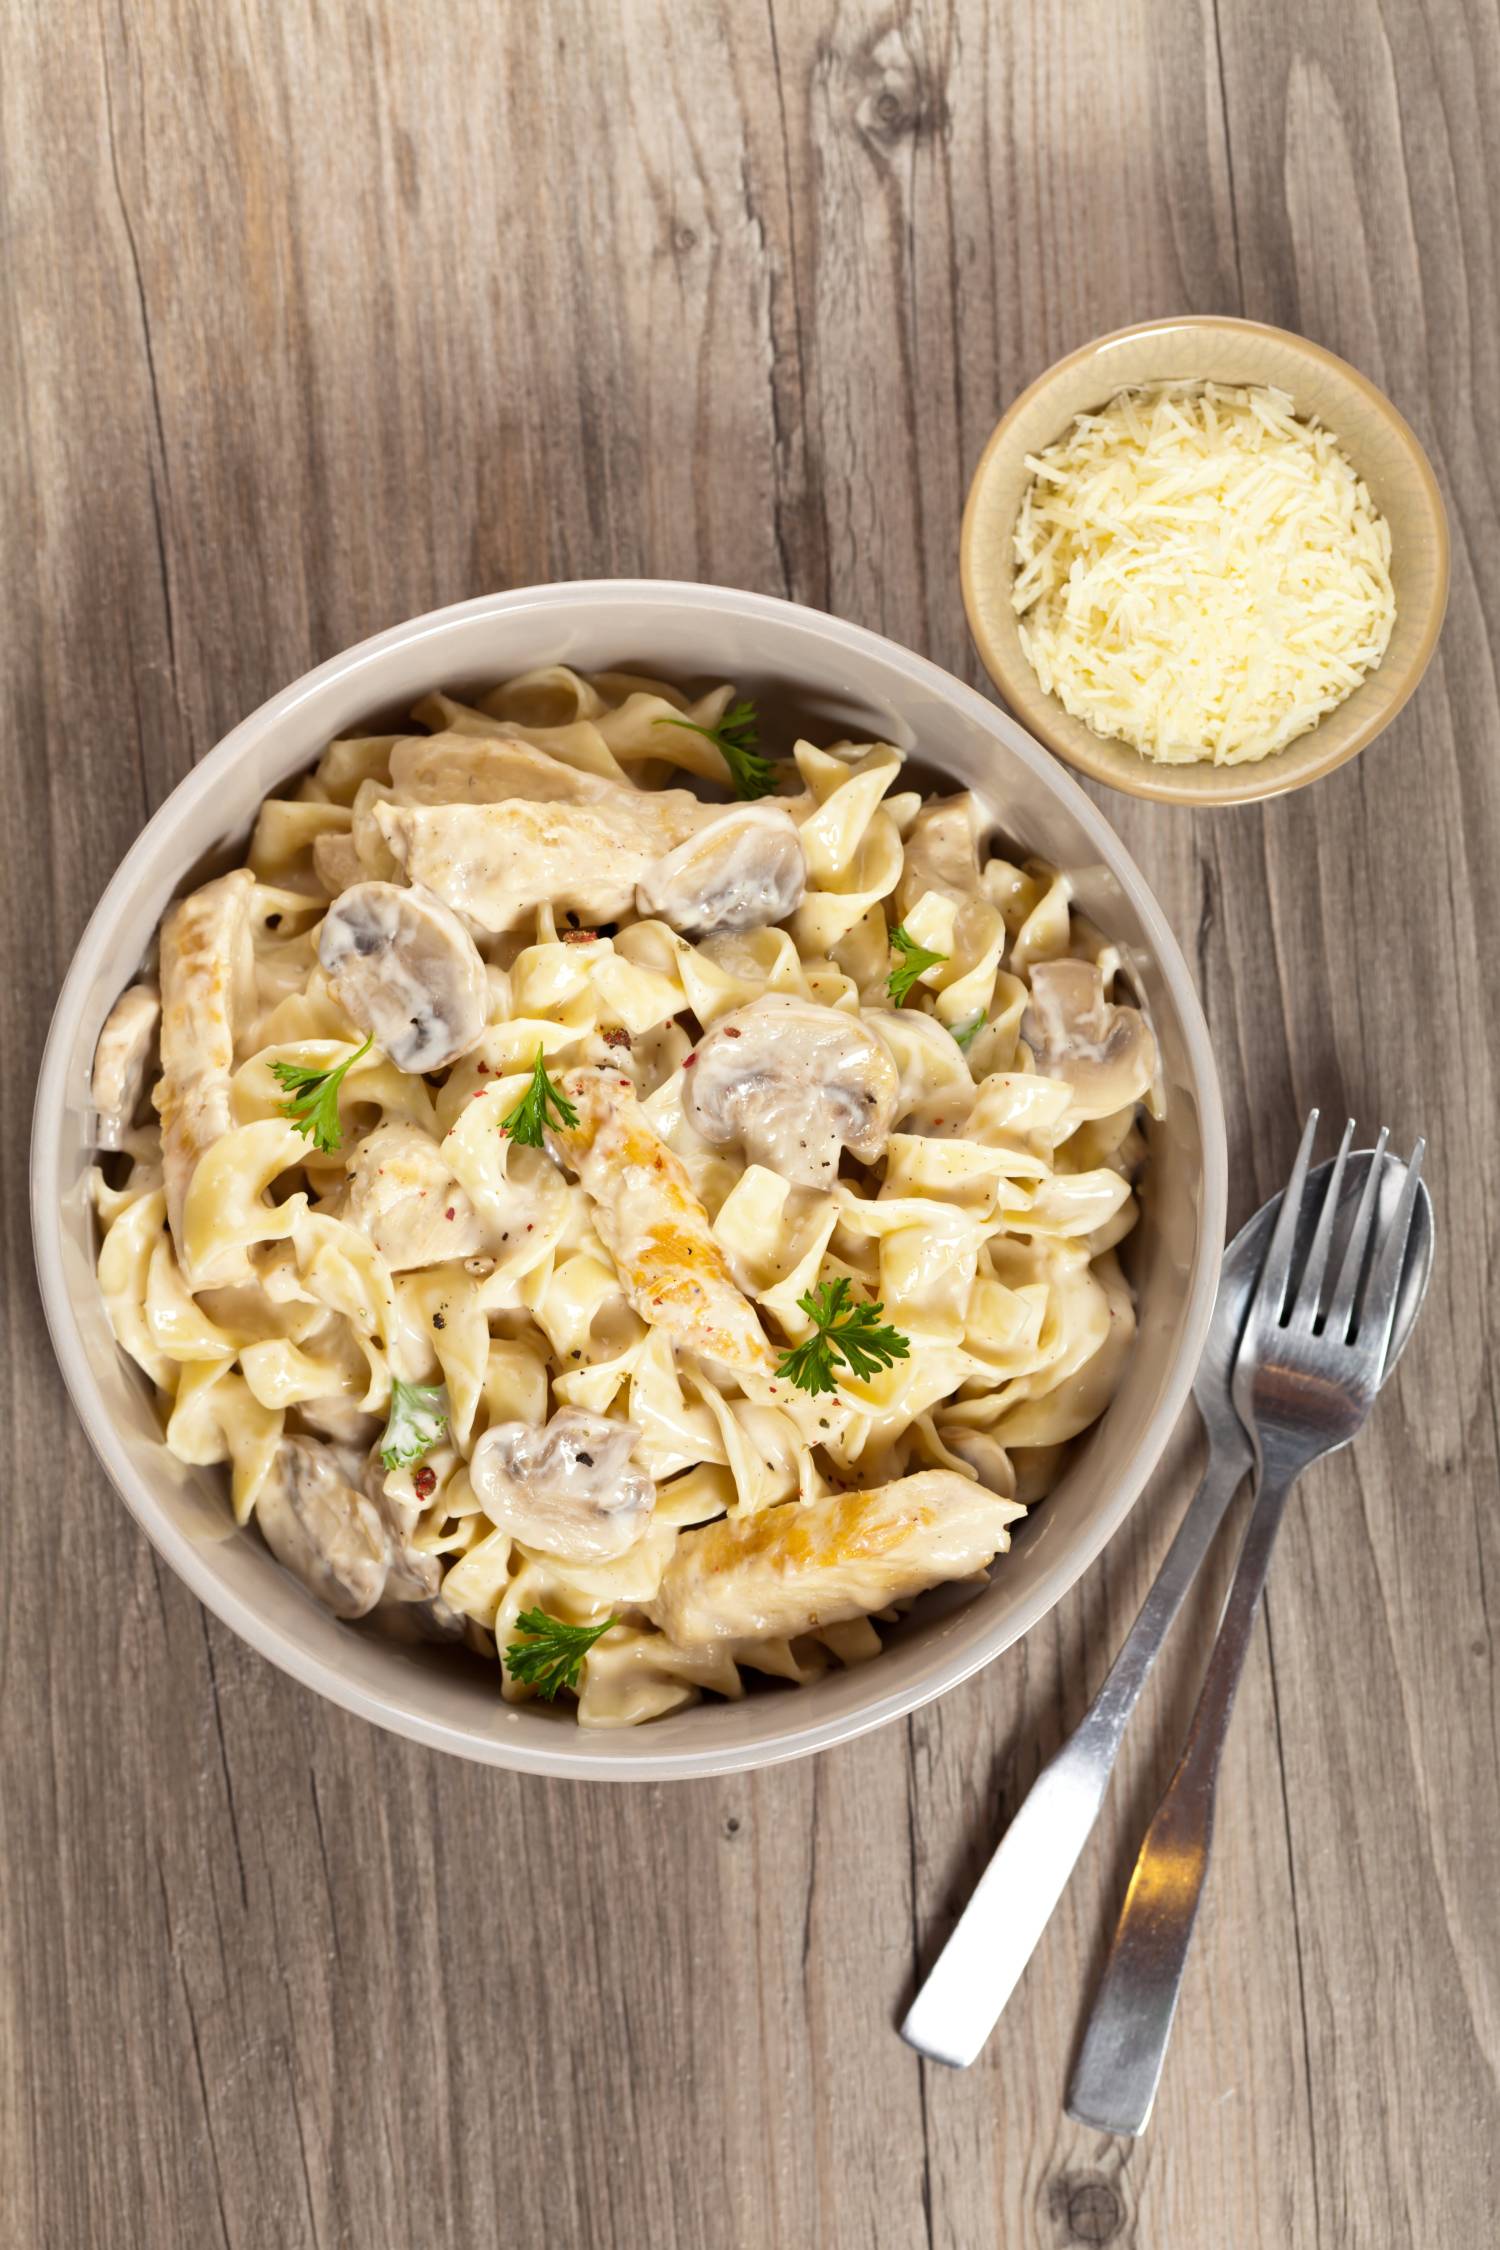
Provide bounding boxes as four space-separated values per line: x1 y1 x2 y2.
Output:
90 667 1156 1727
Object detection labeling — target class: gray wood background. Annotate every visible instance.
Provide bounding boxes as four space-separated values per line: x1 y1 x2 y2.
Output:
3 2 1496 2244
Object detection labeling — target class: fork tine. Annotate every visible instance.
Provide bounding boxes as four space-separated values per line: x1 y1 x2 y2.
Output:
1292 1117 1355 1326
1253 1109 1319 1326
1325 1125 1389 1339
1356 1140 1427 1370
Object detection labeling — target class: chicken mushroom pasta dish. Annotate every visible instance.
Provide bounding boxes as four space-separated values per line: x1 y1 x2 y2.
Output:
89 667 1156 1728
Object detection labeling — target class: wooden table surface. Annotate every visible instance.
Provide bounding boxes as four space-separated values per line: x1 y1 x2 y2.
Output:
4 3 1497 2244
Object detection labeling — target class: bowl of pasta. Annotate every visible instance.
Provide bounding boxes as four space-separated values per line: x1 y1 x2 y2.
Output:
33 581 1225 1778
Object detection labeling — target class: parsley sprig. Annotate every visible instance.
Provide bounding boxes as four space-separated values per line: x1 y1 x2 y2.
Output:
504 1608 620 1700
951 1009 986 1052
379 1378 448 1472
887 924 949 1007
773 1277 911 1398
655 698 776 800
271 1033 373 1154
499 1047 579 1148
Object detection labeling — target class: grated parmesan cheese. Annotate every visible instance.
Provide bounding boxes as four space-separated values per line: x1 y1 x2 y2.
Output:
1011 381 1397 766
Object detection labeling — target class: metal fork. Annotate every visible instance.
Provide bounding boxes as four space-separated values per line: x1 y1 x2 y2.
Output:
1066 1113 1428 2135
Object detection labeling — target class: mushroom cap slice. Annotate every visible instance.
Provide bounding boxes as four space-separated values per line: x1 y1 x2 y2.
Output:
648 1470 1021 1646
469 1409 654 1562
318 880 488 1073
635 803 807 938
1020 959 1156 1123
255 1436 391 1618
684 994 899 1189
347 1124 488 1270
91 981 161 1148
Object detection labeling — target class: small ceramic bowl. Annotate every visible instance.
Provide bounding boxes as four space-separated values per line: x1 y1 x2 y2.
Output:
961 316 1449 806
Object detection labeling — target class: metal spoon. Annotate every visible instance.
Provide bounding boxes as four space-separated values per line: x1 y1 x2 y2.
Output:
900 1144 1434 2070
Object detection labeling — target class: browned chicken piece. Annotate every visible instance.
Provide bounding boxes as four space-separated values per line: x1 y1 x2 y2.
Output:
546 1068 778 1377
374 762 703 934
153 869 256 1276
649 1470 1021 1646
90 980 161 1147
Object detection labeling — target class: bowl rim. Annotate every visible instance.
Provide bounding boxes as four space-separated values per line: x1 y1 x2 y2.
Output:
31 577 1227 1780
960 313 1451 806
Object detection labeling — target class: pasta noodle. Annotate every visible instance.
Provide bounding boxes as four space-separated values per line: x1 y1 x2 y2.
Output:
89 668 1158 1727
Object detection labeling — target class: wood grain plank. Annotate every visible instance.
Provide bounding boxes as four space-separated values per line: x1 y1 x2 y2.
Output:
2 0 1497 2245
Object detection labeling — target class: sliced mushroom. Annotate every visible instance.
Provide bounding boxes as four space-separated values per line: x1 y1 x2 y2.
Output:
635 803 806 938
374 779 702 935
547 1067 778 1376
469 1409 654 1562
648 1470 1021 1646
155 869 256 1273
346 1123 488 1269
91 981 161 1148
684 994 899 1189
1020 959 1156 1122
255 1436 393 1618
318 880 488 1072
895 793 985 917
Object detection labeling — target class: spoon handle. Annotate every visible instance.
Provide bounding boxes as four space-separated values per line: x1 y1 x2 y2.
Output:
900 1442 1246 2069
1065 1458 1299 2135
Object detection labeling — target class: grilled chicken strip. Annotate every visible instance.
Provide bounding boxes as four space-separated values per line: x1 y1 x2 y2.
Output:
374 775 702 935
91 981 161 1148
546 1067 778 1377
154 869 256 1278
649 1470 1021 1646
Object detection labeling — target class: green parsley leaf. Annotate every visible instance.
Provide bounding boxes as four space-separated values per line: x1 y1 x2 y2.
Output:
887 923 949 1007
773 1276 911 1397
270 1033 374 1154
654 698 777 800
951 1010 986 1052
504 1608 620 1700
379 1378 448 1472
499 1046 579 1148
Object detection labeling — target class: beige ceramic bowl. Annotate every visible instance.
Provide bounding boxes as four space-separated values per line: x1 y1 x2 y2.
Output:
962 316 1449 806
33 582 1225 1780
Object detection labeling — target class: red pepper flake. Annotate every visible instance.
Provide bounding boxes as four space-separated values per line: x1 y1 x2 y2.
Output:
602 1027 631 1049
473 1090 487 1101
476 1060 490 1074
413 1465 437 1500
444 1206 456 1220
683 1053 697 1067
525 1222 534 1232
562 928 598 944
724 1026 741 1039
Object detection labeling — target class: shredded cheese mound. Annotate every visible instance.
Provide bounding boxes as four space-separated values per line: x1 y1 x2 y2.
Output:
1011 382 1397 767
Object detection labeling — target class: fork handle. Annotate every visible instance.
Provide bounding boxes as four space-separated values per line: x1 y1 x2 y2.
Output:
1065 1455 1301 2136
900 1444 1246 2069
